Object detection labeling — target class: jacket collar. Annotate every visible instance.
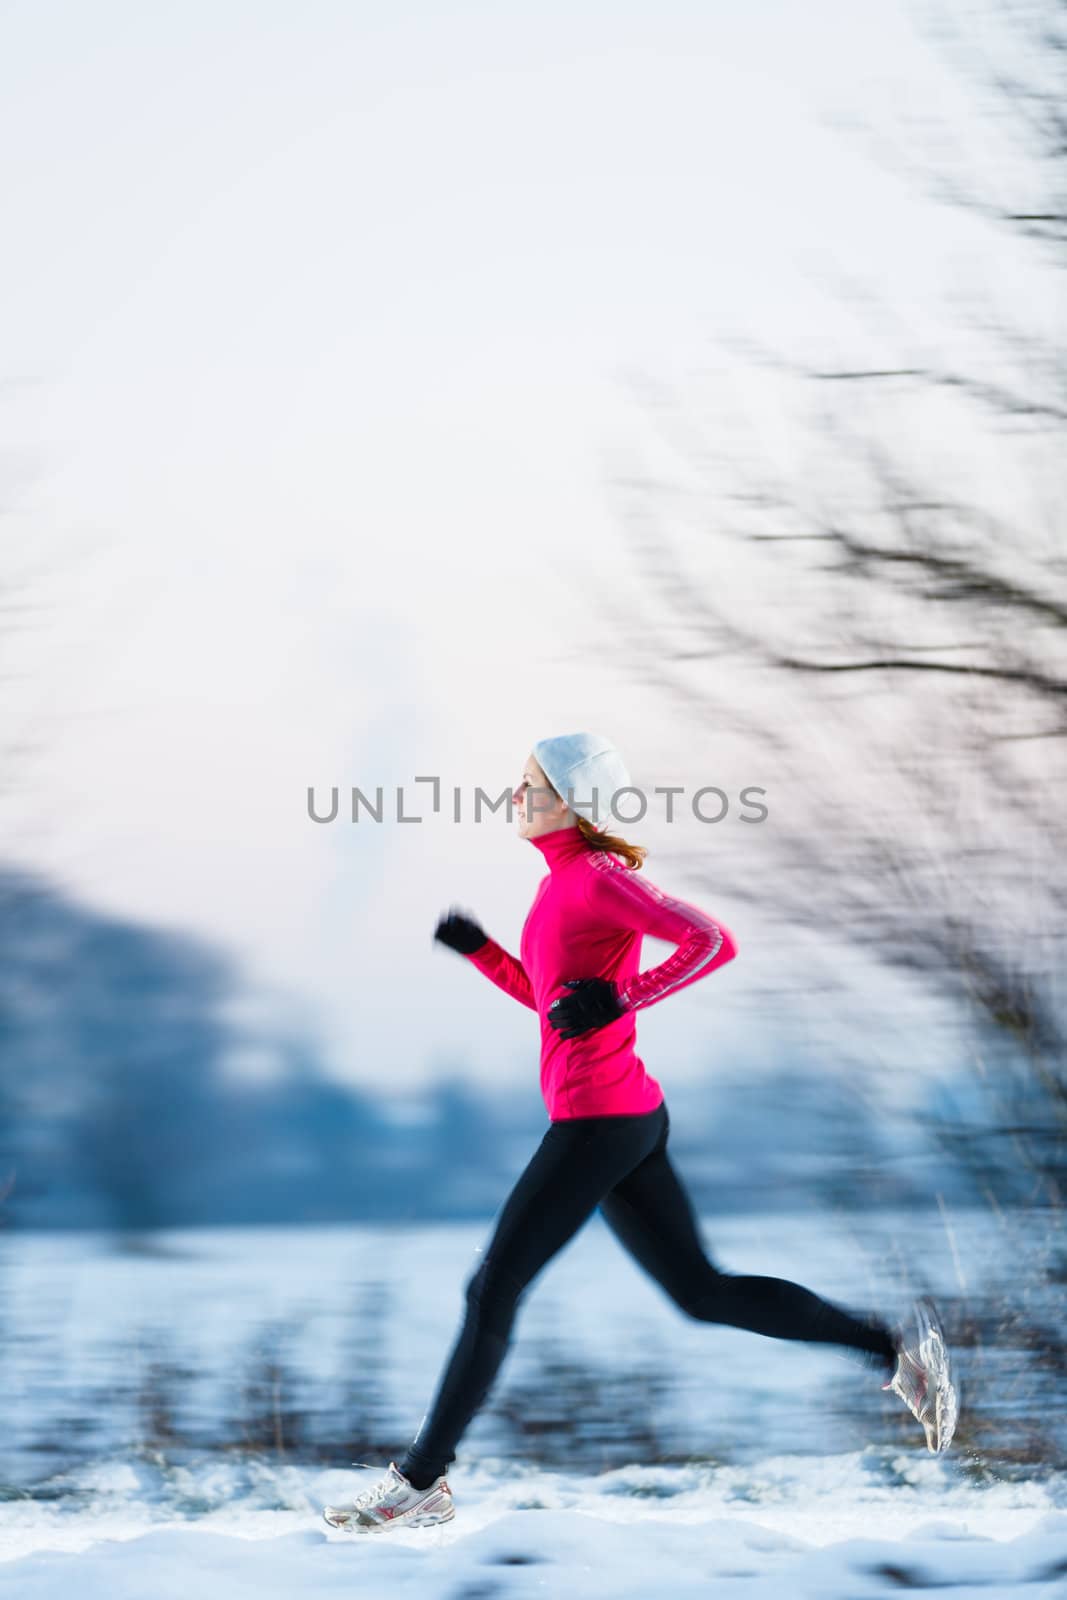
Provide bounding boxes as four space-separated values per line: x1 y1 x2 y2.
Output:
527 822 589 873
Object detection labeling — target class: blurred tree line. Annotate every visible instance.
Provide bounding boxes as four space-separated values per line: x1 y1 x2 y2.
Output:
0 859 977 1232
0 862 533 1229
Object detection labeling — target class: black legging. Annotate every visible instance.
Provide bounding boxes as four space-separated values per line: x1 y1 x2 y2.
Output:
399 1100 896 1487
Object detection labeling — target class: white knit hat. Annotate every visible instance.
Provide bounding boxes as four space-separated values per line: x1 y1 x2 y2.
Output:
531 731 633 831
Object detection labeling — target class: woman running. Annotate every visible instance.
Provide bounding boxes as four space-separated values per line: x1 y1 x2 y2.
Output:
323 732 957 1533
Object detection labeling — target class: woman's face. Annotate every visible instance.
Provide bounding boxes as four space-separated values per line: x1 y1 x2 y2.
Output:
512 753 573 839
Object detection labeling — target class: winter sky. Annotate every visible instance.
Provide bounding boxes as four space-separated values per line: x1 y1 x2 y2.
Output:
0 0 1037 1094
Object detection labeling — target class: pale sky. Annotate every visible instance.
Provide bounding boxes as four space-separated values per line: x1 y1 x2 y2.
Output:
1 0 1042 1094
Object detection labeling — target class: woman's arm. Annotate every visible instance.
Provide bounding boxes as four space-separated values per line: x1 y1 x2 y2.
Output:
435 909 538 1012
584 855 738 1012
465 938 538 1011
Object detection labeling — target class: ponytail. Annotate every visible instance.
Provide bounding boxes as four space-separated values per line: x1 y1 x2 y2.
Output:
574 813 647 871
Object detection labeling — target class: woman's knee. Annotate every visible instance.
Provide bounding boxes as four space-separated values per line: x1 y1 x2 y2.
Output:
672 1261 734 1321
465 1255 527 1316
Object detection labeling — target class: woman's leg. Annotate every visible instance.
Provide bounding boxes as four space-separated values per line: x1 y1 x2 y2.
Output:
399 1105 667 1488
598 1109 897 1374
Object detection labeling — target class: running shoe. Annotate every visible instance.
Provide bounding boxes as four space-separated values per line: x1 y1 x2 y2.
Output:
322 1460 455 1532
882 1294 959 1453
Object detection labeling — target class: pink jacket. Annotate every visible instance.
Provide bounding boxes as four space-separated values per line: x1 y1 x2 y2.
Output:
465 824 738 1120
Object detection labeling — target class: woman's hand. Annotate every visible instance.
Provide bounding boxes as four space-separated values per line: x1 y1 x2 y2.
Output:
547 977 627 1039
434 906 489 955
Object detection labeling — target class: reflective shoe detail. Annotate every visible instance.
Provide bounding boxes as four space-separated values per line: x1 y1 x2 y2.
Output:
322 1460 455 1533
883 1295 959 1454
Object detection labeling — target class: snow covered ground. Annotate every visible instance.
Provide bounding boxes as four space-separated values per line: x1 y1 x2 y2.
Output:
1 1207 1064 1596
3 1455 1066 1598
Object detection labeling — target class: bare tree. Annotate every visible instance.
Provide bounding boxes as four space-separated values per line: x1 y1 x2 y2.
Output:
586 0 1066 1216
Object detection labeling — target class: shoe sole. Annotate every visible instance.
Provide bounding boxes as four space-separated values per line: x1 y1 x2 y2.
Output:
323 1503 455 1533
914 1295 959 1454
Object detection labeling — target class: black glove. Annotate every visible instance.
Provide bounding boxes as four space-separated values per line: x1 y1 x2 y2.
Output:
547 977 627 1039
434 906 489 955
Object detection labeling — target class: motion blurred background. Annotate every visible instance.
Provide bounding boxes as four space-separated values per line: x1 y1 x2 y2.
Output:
1 0 1064 1512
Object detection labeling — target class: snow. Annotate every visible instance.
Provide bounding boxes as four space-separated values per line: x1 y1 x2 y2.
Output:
3 1461 1065 1599
1 1211 1064 1596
